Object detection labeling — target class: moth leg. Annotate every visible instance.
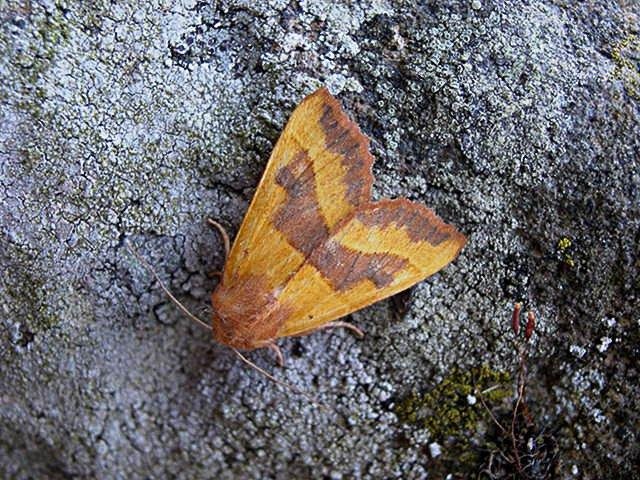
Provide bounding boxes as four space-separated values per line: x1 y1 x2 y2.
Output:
207 270 223 279
318 321 365 339
267 343 285 368
207 218 231 261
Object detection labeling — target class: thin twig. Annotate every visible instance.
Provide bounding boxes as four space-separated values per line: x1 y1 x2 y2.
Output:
510 344 528 474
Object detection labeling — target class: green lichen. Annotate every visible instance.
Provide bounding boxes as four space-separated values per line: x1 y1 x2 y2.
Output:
17 147 42 174
612 34 640 101
2 243 60 336
1 1 72 119
396 364 510 436
556 236 575 267
395 365 511 473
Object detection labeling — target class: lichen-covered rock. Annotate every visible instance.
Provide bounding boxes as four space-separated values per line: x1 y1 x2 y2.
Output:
1 1 638 478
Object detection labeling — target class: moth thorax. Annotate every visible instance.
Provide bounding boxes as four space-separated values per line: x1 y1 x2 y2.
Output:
211 276 288 351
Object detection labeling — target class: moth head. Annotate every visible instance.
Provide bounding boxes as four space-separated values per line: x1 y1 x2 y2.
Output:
211 278 287 350
210 304 235 347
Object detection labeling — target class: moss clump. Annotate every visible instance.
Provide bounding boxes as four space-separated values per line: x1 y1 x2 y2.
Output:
396 365 510 439
394 365 511 473
612 34 640 101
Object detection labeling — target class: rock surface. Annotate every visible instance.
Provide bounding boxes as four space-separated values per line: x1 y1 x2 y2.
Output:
1 1 638 478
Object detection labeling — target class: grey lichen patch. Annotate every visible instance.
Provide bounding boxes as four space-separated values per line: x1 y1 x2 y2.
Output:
1 1 264 285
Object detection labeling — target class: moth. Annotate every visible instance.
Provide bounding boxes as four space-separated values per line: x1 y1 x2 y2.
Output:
207 87 467 361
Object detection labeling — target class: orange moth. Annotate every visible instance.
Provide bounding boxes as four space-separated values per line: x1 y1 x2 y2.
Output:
207 87 467 357
131 87 466 373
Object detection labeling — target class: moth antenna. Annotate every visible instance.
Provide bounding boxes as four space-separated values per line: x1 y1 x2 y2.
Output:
126 241 212 331
231 348 326 410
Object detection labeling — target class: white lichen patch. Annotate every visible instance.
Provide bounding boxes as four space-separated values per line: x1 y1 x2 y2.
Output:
597 336 612 353
569 344 587 358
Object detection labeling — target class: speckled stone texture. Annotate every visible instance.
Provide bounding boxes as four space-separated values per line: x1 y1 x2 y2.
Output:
1 1 638 478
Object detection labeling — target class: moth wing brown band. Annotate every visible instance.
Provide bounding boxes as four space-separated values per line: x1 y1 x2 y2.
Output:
275 199 466 337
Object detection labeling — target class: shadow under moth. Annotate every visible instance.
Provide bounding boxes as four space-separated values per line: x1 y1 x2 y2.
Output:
132 87 466 392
